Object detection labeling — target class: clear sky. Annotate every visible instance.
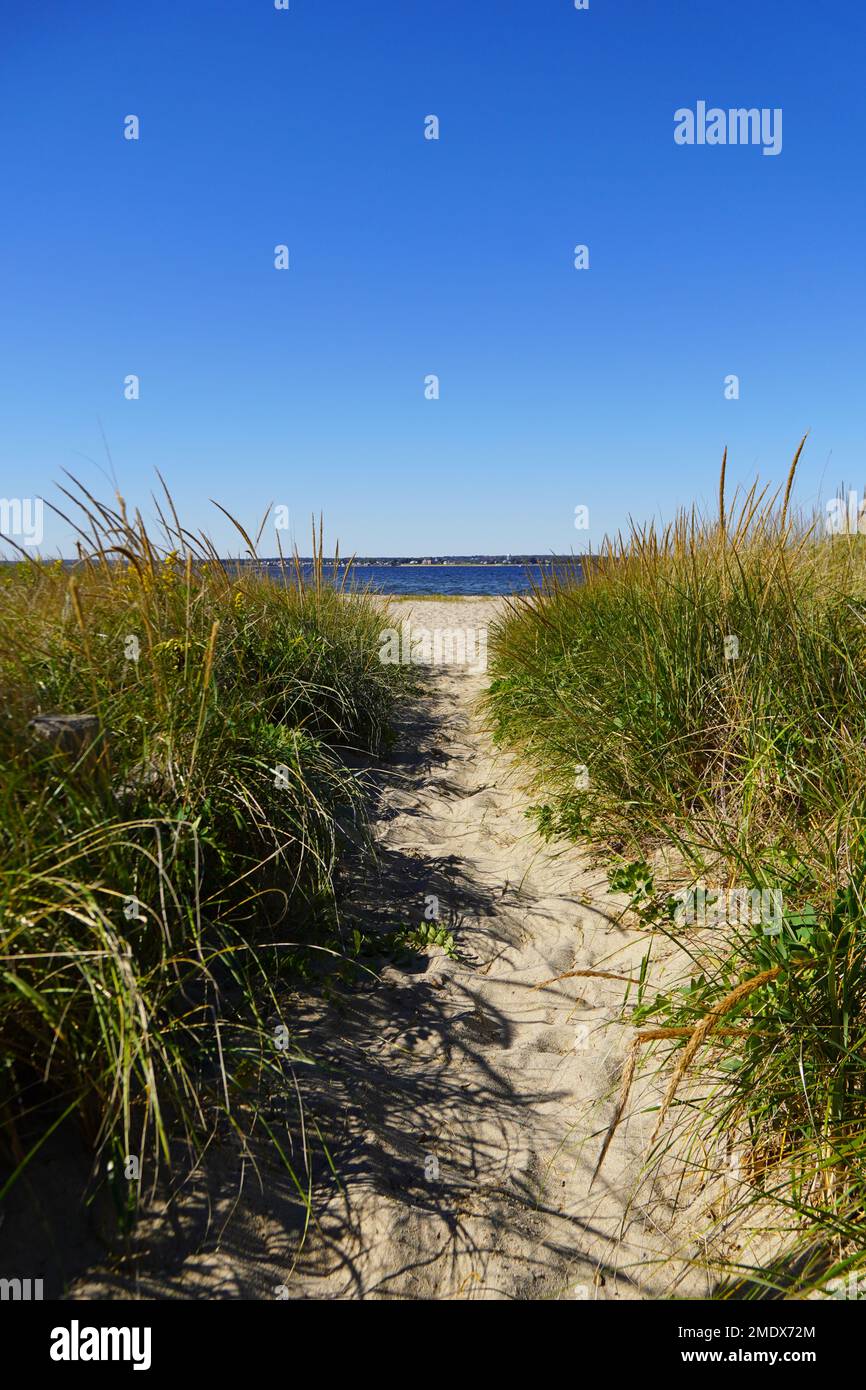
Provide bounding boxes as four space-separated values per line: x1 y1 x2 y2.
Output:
1 0 864 556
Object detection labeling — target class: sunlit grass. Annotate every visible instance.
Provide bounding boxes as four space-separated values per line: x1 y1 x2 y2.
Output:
0 478 406 1221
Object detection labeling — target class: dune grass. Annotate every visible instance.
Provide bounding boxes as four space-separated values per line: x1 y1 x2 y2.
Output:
484 440 866 1294
0 480 406 1221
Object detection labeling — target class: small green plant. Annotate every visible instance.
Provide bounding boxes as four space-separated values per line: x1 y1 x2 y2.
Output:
404 920 458 959
351 919 459 965
608 858 654 904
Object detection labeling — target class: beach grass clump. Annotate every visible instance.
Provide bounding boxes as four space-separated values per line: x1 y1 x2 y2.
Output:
484 440 866 1292
0 480 405 1210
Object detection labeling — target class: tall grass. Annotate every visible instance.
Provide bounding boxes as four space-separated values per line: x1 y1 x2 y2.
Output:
0 479 404 1219
485 442 866 1294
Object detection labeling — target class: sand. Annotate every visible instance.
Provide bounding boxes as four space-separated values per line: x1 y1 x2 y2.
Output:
273 598 713 1299
63 598 720 1300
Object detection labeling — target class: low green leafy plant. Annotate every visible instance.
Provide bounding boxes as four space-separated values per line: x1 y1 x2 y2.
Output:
351 919 459 966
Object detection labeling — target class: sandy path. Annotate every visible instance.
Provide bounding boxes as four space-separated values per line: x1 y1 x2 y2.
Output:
276 599 710 1299
67 599 712 1301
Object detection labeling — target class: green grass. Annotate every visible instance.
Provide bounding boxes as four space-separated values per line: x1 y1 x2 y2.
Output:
484 440 866 1296
0 480 407 1218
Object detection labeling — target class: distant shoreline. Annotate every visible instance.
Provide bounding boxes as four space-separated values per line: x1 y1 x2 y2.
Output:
1 557 583 570
389 562 534 568
269 560 579 568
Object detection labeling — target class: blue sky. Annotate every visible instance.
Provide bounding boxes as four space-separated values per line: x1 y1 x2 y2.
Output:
1 0 864 556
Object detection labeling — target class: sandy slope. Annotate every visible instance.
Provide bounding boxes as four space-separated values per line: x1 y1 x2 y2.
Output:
67 598 717 1300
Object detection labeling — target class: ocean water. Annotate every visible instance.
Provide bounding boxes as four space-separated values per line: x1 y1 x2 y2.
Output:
335 563 543 596
261 562 578 596
4 559 581 596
